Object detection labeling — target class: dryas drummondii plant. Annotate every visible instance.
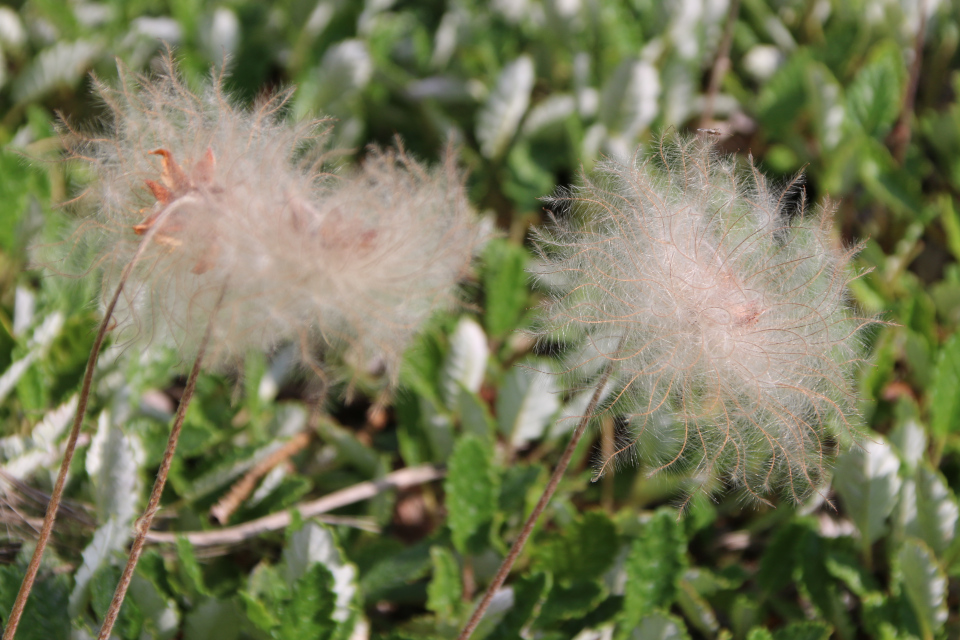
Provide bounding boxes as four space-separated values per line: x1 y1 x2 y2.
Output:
536 133 873 501
6 55 483 640
457 133 875 640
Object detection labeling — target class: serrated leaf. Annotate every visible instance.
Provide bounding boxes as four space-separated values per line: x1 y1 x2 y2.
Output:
757 50 811 130
183 598 242 640
898 539 948 638
426 546 462 620
174 535 209 598
359 540 433 601
929 332 960 438
773 621 832 640
598 59 659 137
846 41 905 137
621 510 687 632
0 312 63 405
128 573 179 640
535 579 606 628
497 365 560 447
487 573 548 640
441 317 489 407
277 563 337 640
12 40 101 104
445 436 499 553
676 580 718 636
458 385 496 440
901 464 959 556
89 564 144 638
888 417 927 471
532 511 618 584
69 518 131 617
482 239 530 339
833 437 901 545
0 565 71 640
476 55 535 159
283 520 358 624
521 94 576 138
629 611 691 640
86 411 143 525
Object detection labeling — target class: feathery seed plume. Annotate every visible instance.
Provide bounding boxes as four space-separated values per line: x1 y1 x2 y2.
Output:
533 134 874 502
66 56 483 376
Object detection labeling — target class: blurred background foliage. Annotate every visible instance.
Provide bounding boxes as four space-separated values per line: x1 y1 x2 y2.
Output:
1 0 960 638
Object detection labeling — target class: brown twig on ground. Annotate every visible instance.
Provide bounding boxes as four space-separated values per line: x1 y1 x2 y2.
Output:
144 464 445 546
700 0 741 128
210 431 312 524
890 0 929 164
455 357 617 640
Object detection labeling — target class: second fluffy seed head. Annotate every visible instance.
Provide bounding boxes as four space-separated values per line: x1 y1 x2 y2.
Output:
534 134 872 502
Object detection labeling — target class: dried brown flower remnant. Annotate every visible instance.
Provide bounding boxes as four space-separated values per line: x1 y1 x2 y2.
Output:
532 134 875 503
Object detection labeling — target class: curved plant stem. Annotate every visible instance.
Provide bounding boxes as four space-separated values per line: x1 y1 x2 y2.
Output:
96 287 222 640
455 358 617 640
3 242 152 640
699 0 740 128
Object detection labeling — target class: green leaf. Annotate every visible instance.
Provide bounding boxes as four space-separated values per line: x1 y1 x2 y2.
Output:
772 621 832 640
832 437 901 546
457 385 496 440
757 50 811 131
620 510 687 632
532 511 619 584
929 332 960 438
0 565 71 640
68 518 130 618
746 629 774 640
676 580 718 636
282 521 358 626
476 55 535 159
85 411 143 526
359 540 432 601
175 535 210 598
481 239 530 339
445 436 500 553
535 580 606 628
12 39 101 104
486 573 548 640
898 539 948 639
901 464 959 556
426 546 462 620
441 317 489 407
277 563 337 640
497 364 560 448
846 40 905 137
90 564 144 639
628 611 691 640
183 598 242 640
598 58 659 135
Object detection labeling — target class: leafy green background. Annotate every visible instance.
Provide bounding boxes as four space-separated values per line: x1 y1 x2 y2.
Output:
1 0 959 638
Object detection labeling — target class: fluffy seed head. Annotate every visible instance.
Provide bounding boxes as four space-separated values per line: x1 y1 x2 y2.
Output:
65 56 483 376
533 134 874 503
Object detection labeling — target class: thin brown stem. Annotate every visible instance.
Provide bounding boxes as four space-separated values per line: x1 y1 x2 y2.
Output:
455 359 616 640
3 243 151 640
97 292 220 640
700 0 740 128
889 0 928 164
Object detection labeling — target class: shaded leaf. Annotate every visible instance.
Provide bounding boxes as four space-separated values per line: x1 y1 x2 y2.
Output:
898 539 948 638
833 437 901 545
477 55 535 159
445 436 499 553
